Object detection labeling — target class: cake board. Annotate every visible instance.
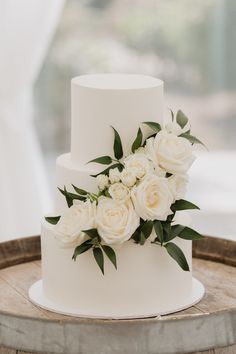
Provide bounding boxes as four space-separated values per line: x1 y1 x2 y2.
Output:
28 277 205 319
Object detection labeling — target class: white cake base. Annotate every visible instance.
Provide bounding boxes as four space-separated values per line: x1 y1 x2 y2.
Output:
29 278 204 319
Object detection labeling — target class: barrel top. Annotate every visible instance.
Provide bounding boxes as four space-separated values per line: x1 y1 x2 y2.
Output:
0 235 235 354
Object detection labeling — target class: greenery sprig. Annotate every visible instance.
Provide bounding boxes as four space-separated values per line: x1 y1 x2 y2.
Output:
72 229 117 274
45 109 205 274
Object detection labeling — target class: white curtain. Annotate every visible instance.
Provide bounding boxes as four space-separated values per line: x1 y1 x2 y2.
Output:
0 0 65 240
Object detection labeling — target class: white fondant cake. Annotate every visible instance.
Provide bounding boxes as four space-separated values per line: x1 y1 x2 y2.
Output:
29 74 204 319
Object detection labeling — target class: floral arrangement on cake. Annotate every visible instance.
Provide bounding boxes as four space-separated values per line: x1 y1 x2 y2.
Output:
46 110 204 274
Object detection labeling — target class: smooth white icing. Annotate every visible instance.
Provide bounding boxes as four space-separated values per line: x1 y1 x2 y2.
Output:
71 74 163 165
41 220 192 318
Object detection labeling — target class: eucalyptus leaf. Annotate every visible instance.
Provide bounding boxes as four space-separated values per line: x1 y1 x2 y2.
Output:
176 110 188 128
171 199 200 212
90 163 123 178
132 128 143 153
111 126 123 159
141 220 153 239
142 121 162 132
72 240 93 261
83 228 100 240
45 216 61 225
164 242 190 271
102 245 117 269
93 247 104 275
179 133 206 147
72 185 88 196
87 156 113 165
178 226 204 240
154 220 163 244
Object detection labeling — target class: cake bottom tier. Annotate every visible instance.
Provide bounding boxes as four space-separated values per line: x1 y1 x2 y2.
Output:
34 221 205 319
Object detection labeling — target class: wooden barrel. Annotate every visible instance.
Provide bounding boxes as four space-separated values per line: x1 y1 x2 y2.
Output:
0 235 235 354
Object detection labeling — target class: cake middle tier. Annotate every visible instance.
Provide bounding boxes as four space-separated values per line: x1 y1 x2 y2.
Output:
71 74 163 164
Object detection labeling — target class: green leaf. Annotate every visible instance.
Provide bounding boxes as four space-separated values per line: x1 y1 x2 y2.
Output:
93 247 104 275
90 163 123 178
83 228 100 239
101 245 117 269
178 226 204 240
171 199 200 212
141 220 153 239
140 231 146 245
179 133 206 147
142 121 162 133
171 224 185 236
72 240 93 261
72 185 88 196
166 213 175 223
176 110 188 128
165 224 185 242
162 222 172 242
132 128 143 153
131 229 141 244
45 216 61 225
87 156 113 165
58 187 86 207
170 109 174 122
154 220 163 244
111 126 123 159
165 242 190 271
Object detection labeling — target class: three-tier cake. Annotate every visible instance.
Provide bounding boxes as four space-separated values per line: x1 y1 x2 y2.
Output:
29 74 205 319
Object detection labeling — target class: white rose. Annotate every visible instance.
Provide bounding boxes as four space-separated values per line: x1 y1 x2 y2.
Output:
109 167 121 184
108 182 130 202
168 174 189 201
54 200 96 247
96 174 109 191
131 174 173 221
146 131 195 174
120 168 137 187
124 153 154 179
96 197 139 245
165 120 191 136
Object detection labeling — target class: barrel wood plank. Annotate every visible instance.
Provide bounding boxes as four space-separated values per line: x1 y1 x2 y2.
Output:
0 236 235 354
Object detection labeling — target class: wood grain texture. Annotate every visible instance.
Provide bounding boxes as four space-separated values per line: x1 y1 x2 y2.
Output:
193 236 236 267
0 236 235 354
0 236 40 270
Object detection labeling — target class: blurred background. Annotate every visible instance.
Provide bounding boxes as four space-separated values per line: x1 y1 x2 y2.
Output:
0 0 235 240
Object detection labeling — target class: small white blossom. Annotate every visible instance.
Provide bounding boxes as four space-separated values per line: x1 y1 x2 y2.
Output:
109 167 121 184
124 153 154 179
108 182 130 203
120 168 137 187
165 120 191 136
96 174 109 191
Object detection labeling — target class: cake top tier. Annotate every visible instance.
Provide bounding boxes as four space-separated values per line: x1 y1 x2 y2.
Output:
72 74 163 90
71 74 164 168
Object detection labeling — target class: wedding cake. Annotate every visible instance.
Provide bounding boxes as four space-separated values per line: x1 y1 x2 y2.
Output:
29 74 205 319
